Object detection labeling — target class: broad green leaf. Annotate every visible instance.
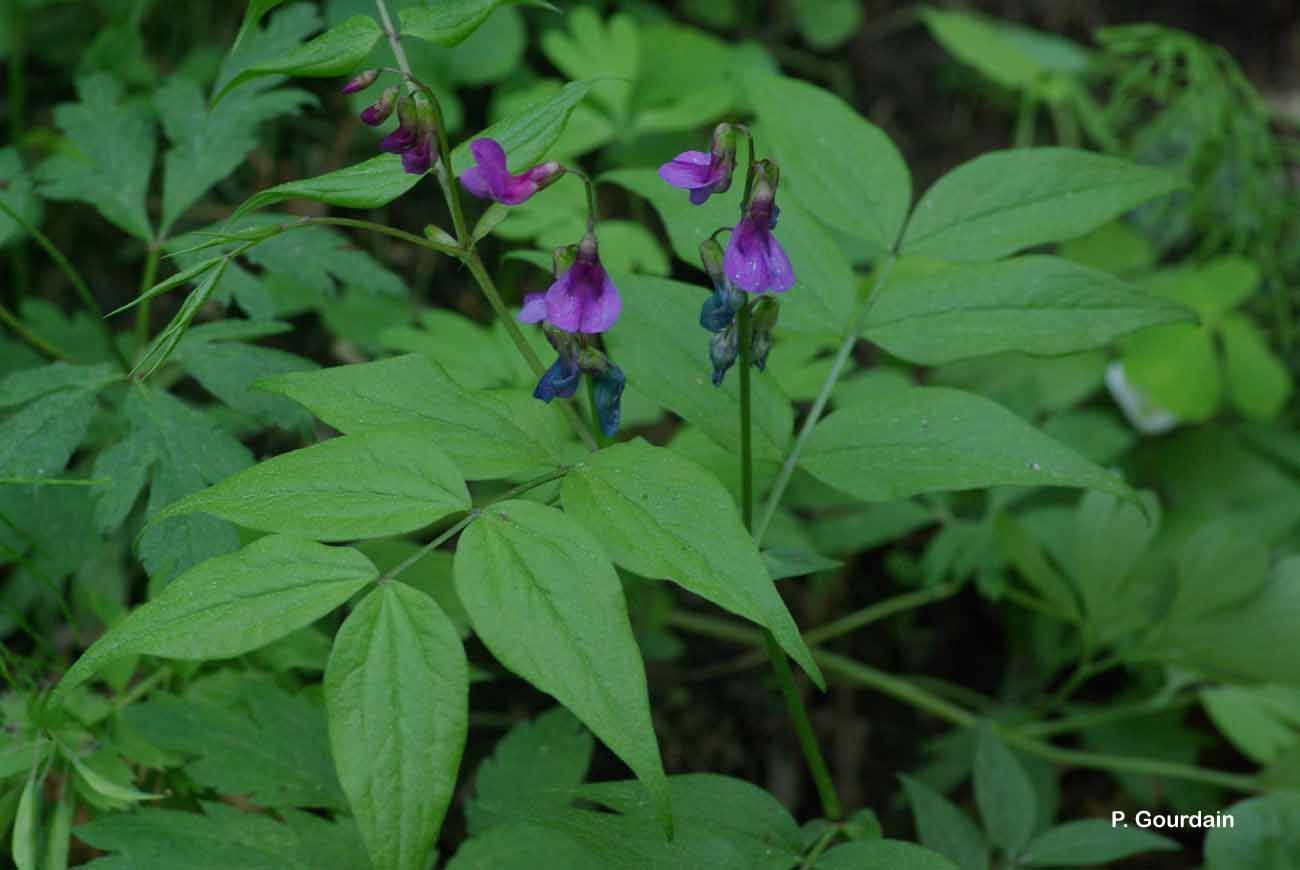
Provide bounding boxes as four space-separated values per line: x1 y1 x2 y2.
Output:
901 148 1184 262
0 148 42 249
466 708 593 835
229 154 423 222
174 338 316 430
802 385 1132 502
450 80 593 175
540 8 637 118
448 823 600 870
900 775 988 870
215 15 382 104
973 725 1037 854
1121 322 1221 421
325 582 468 870
1204 795 1300 870
817 840 959 870
258 355 574 479
1170 519 1270 620
401 0 546 47
37 74 155 240
744 72 911 255
1222 314 1291 420
0 387 99 479
124 686 346 809
1021 819 1177 866
761 547 841 580
602 274 792 462
216 3 323 98
152 430 469 540
76 803 370 870
562 441 822 686
55 535 376 699
12 765 38 870
456 500 669 830
920 7 1042 89
1200 686 1300 766
864 256 1193 365
603 176 853 339
155 75 313 232
234 0 290 51
796 0 863 50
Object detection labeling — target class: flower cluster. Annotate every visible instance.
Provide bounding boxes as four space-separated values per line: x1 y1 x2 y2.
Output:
660 123 793 385
344 70 436 175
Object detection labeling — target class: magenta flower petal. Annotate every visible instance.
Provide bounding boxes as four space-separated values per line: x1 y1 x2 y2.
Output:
460 138 557 205
460 165 492 200
724 217 795 293
542 268 581 332
658 151 712 188
580 271 622 333
518 292 548 323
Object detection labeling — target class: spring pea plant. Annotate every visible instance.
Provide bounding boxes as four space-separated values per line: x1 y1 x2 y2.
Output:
3 2 1297 868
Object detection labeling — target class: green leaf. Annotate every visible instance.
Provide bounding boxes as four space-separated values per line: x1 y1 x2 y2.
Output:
131 259 232 380
55 535 376 699
802 385 1132 502
229 154 424 222
450 80 594 175
562 441 822 686
795 0 863 50
233 0 289 52
817 840 959 870
602 274 791 462
973 725 1037 854
124 686 346 809
152 430 469 540
1222 314 1292 420
901 148 1184 262
1200 686 1300 766
744 72 911 255
174 338 317 430
76 802 370 870
215 3 323 99
466 707 593 835
1204 795 1300 870
0 148 42 249
402 0 547 47
761 547 841 580
63 746 159 803
325 582 468 870
155 75 313 232
1121 322 1221 421
900 775 988 870
1169 519 1270 621
0 387 99 479
864 256 1194 365
258 355 574 479
456 500 669 831
12 764 38 870
604 170 854 338
1020 819 1178 866
919 7 1043 90
214 15 382 104
37 74 155 240
42 786 74 870
540 8 637 118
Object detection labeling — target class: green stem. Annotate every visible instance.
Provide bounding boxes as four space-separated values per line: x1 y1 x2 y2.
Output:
736 300 842 821
1018 695 1195 739
0 197 129 370
569 168 599 231
798 823 840 869
805 581 961 646
308 216 460 256
134 243 161 355
0 303 73 362
754 255 896 544
585 376 609 448
670 612 1265 795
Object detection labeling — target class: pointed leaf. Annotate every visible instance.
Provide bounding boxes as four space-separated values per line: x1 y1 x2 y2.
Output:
215 16 382 104
974 725 1037 854
450 80 593 175
401 0 549 47
900 775 989 870
229 154 424 222
1020 819 1177 866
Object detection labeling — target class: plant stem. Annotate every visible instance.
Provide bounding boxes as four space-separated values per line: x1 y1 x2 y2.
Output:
1018 695 1195 739
585 376 609 448
309 216 460 256
373 0 411 78
0 303 73 362
804 581 961 646
754 255 896 544
670 612 1265 795
736 299 842 821
134 242 161 355
799 824 840 869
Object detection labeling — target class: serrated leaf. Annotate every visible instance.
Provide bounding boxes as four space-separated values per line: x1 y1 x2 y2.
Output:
466 708 593 834
233 0 289 52
174 339 316 430
974 725 1037 854
258 354 574 479
562 441 822 686
1020 819 1178 866
55 535 376 699
900 148 1185 262
229 154 424 223
36 74 155 240
401 0 546 47
215 15 382 104
0 148 43 249
326 583 468 870
602 274 792 462
540 8 637 118
744 72 911 255
152 429 468 540
0 387 99 479
864 256 1195 365
802 385 1133 503
456 500 669 831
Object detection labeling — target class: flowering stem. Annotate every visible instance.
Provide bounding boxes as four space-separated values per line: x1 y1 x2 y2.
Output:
568 167 599 232
737 299 842 821
754 255 897 545
134 242 161 354
372 0 412 80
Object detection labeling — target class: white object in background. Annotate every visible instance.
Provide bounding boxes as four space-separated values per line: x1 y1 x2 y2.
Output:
1105 361 1180 435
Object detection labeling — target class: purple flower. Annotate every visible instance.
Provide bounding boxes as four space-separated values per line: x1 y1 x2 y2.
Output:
724 160 794 293
341 68 379 94
534 354 581 402
379 95 435 176
517 234 621 334
658 123 737 205
361 86 398 126
460 139 564 206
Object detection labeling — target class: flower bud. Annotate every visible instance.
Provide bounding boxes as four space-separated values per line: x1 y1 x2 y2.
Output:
750 296 780 371
709 322 739 387
342 68 380 94
533 354 581 402
361 86 398 126
591 362 626 437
